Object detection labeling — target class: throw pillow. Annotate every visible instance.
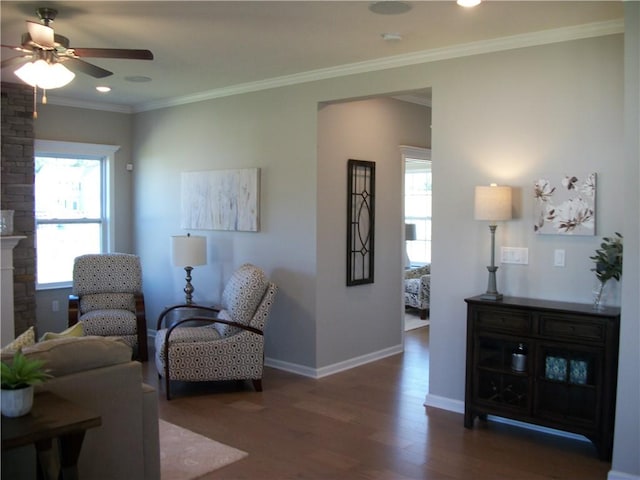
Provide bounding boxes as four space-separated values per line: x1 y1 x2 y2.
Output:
0 326 36 354
39 322 84 342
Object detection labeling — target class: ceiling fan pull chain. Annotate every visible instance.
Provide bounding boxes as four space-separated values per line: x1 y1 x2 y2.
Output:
32 86 38 119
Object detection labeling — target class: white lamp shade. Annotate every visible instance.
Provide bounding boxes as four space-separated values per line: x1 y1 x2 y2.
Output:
15 60 75 89
474 185 512 221
171 235 207 267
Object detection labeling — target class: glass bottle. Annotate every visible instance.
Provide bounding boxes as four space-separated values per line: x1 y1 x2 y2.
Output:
511 343 527 372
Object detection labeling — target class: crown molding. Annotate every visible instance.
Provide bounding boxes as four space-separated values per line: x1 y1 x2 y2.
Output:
45 95 133 114
46 19 623 114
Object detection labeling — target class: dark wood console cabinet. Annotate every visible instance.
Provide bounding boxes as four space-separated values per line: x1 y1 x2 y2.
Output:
464 296 620 460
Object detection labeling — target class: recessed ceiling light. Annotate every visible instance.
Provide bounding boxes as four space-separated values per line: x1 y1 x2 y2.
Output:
96 86 111 93
124 75 152 83
457 0 482 7
369 1 412 15
381 33 403 42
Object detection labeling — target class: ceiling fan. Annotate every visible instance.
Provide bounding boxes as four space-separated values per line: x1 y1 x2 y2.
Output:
1 7 153 87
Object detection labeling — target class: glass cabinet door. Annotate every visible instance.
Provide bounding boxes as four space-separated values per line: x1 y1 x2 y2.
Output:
534 343 602 427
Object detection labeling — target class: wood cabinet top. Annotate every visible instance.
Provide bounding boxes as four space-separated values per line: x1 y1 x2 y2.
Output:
464 295 620 318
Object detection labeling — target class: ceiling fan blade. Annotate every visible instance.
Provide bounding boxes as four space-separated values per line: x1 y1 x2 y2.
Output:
26 21 54 48
72 48 153 60
63 58 113 78
2 44 31 53
1 55 30 70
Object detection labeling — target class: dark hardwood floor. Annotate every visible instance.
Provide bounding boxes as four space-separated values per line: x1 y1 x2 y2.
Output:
142 325 611 479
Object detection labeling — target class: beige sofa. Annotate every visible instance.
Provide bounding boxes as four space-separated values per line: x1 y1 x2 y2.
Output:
1 336 160 480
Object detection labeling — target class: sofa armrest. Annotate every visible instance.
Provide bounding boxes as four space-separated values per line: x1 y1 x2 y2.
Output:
142 383 160 480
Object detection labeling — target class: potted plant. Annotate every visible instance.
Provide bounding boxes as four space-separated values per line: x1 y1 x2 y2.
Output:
590 232 623 309
1 350 50 417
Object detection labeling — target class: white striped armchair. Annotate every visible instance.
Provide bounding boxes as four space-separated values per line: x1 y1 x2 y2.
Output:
404 264 431 319
155 264 277 400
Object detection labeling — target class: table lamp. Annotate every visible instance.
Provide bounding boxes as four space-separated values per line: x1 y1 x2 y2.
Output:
474 184 512 300
405 223 417 268
171 233 207 304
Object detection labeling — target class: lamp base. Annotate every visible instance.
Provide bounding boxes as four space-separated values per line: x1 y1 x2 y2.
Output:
482 262 502 301
183 266 195 304
480 292 503 301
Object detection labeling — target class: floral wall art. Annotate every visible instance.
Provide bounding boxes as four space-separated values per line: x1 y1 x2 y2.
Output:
181 168 260 232
534 172 596 235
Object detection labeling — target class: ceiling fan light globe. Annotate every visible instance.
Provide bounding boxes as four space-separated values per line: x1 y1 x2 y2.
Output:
15 60 75 89
39 63 75 89
14 59 47 87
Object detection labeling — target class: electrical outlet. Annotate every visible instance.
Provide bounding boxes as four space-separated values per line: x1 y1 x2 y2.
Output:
554 249 566 267
501 247 529 265
52 300 59 312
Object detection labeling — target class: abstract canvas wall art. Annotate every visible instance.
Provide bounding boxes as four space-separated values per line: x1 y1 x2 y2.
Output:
181 168 260 232
533 172 596 236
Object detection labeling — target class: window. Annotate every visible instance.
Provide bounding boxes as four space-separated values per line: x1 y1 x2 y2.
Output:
35 140 118 288
402 146 432 266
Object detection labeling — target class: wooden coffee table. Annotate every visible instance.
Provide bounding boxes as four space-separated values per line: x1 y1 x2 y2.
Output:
2 391 101 480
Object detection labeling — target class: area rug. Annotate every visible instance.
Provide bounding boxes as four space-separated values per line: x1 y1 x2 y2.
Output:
159 419 248 480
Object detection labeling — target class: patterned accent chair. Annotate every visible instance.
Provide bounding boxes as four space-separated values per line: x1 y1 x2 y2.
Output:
404 264 431 319
155 263 278 400
68 253 148 361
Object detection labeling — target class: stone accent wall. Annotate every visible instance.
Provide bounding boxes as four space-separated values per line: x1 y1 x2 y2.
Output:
1 82 36 335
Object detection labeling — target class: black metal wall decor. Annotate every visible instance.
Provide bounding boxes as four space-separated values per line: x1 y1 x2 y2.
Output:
347 159 375 286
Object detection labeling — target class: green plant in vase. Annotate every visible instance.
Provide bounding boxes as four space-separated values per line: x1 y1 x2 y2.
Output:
590 232 623 309
1 350 51 417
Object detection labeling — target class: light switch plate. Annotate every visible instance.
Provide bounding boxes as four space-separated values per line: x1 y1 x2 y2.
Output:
501 247 529 265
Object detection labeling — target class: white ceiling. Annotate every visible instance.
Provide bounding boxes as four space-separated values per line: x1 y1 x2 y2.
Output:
0 1 623 112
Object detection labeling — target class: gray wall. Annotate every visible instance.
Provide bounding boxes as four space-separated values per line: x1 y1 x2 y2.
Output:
133 94 430 371
428 35 624 404
316 97 431 369
612 2 640 477
32 27 637 477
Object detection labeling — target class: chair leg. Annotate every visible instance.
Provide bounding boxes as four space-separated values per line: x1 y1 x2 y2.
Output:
252 379 263 392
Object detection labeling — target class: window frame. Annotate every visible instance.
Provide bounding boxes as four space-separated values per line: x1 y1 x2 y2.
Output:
34 140 119 289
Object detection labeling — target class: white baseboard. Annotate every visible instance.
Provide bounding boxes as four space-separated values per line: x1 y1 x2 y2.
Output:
265 343 403 379
424 393 464 413
264 357 318 378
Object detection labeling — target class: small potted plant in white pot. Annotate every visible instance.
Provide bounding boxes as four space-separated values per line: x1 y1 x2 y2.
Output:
1 350 50 417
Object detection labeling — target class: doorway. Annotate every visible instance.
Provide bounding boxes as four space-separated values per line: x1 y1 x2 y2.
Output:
402 146 432 331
